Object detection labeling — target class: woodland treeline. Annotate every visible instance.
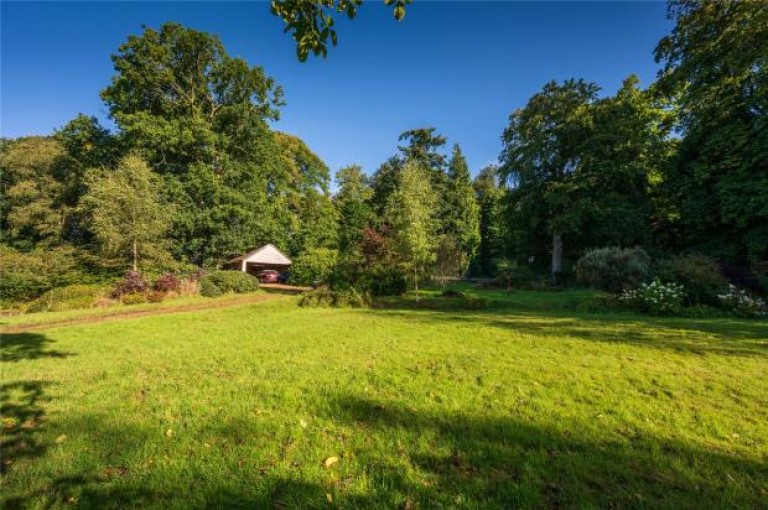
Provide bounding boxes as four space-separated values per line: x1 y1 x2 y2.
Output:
1 1 766 303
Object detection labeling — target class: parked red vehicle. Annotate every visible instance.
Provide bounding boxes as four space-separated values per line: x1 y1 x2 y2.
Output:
256 269 280 283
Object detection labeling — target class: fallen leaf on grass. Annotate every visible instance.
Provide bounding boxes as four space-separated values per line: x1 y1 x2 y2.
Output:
300 419 308 429
165 429 175 438
326 493 333 503
55 434 67 444
324 456 339 468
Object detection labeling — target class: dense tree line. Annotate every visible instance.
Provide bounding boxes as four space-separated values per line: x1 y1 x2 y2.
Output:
2 0 766 304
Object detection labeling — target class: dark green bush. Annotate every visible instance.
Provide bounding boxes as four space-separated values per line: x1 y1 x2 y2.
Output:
362 266 407 296
298 286 370 308
291 248 338 286
656 254 728 306
576 247 651 293
201 271 260 295
200 278 223 298
575 295 623 314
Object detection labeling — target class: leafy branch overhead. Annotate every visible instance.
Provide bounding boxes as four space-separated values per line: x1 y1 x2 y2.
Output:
271 0 411 61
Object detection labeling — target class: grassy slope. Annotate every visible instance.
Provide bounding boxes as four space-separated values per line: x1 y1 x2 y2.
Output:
2 289 767 509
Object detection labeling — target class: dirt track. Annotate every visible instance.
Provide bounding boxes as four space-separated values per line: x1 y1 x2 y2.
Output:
1 293 288 333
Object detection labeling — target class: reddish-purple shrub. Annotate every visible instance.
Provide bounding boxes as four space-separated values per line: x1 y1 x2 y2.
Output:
154 273 180 292
113 270 148 297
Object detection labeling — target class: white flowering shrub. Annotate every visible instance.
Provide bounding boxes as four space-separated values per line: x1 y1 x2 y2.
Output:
619 279 684 315
718 285 767 318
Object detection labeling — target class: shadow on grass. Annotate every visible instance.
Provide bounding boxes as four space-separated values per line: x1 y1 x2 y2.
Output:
1 332 73 362
5 395 764 509
371 297 768 357
320 394 766 509
0 380 51 475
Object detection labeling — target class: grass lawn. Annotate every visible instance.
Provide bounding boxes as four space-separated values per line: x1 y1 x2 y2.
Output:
2 288 767 509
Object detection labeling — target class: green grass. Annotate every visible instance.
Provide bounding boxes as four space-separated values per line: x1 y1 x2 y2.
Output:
2 288 767 509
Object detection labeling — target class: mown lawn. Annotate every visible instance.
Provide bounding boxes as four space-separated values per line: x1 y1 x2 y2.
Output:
2 288 767 509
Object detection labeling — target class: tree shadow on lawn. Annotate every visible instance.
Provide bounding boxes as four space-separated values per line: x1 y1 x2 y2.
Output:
321 394 767 509
369 301 768 357
1 332 73 362
1 380 52 475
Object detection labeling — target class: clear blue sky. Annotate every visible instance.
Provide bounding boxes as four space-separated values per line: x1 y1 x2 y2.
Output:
1 1 672 178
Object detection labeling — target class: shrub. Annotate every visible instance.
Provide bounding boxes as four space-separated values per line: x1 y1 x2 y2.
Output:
576 247 651 293
25 284 107 313
441 289 467 298
200 278 223 298
122 292 148 305
575 295 622 314
200 271 259 295
720 263 766 296
113 271 148 297
154 273 180 292
619 279 684 315
656 254 727 306
298 287 370 308
718 285 767 318
362 266 408 296
147 290 166 303
0 245 84 305
291 248 338 286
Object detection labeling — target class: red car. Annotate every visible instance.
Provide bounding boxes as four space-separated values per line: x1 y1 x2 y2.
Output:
256 269 280 283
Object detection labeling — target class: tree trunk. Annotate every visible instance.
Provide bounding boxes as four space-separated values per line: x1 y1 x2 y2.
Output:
414 268 420 305
132 240 138 272
551 232 562 285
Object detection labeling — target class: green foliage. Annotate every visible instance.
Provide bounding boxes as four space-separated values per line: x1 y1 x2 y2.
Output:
656 254 728 306
290 248 339 286
25 284 108 313
335 165 373 253
654 0 768 263
297 286 370 308
576 247 651 293
121 292 148 305
361 265 407 297
471 166 506 276
0 245 86 305
270 0 409 61
385 160 439 295
445 145 480 271
201 271 260 295
81 155 171 271
200 278 224 298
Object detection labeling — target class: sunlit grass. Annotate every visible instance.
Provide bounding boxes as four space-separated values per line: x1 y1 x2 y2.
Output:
2 289 767 508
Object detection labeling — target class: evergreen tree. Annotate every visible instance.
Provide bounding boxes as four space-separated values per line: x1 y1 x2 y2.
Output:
445 144 480 273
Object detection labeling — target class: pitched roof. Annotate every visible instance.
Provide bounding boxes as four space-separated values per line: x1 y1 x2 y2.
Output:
228 244 292 265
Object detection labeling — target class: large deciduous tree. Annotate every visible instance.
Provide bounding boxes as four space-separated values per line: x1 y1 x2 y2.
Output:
654 0 768 263
500 79 599 282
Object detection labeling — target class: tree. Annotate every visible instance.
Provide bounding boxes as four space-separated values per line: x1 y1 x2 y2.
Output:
0 137 81 248
445 144 480 273
500 79 599 283
270 0 411 61
472 165 506 276
81 155 170 270
385 160 439 300
101 23 284 175
335 165 373 253
654 0 768 263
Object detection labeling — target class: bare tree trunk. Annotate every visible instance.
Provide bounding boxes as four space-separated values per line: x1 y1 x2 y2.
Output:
414 268 420 305
551 232 562 285
132 240 138 272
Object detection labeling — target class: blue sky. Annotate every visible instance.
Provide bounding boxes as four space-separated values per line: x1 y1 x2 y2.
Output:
1 1 672 178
